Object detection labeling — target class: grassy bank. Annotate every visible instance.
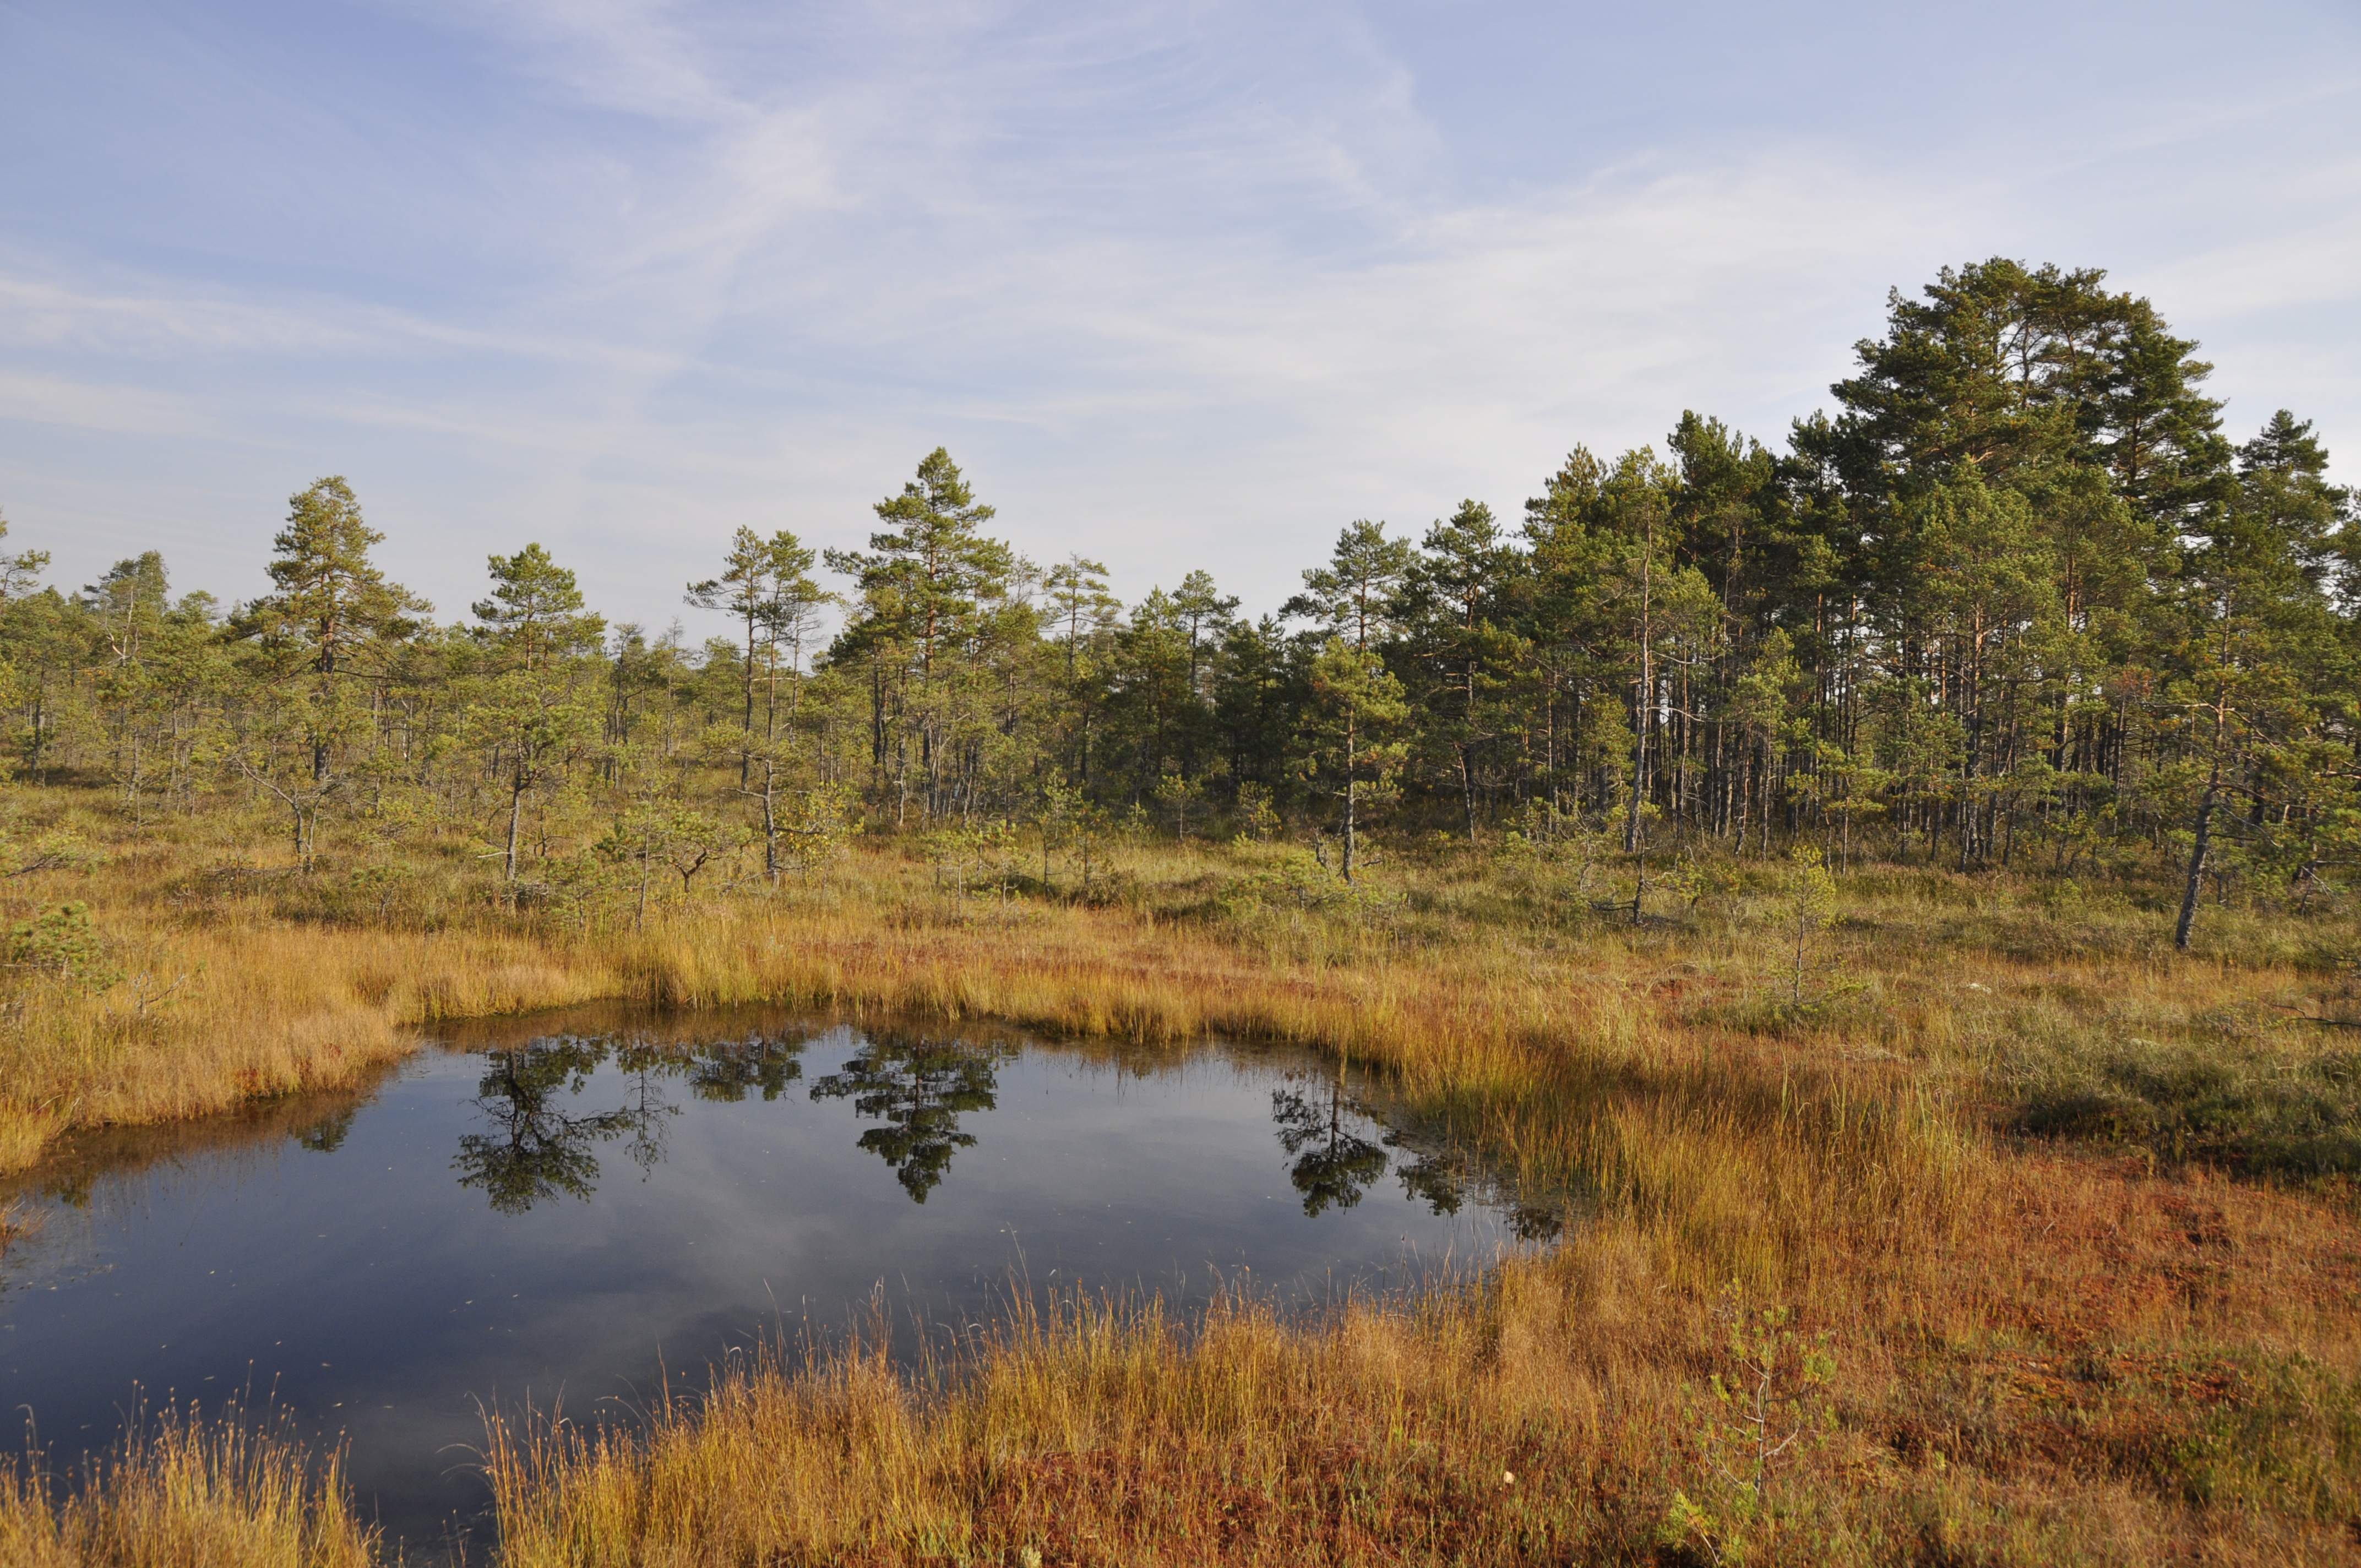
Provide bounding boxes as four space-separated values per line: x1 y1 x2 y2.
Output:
5 788 2361 1561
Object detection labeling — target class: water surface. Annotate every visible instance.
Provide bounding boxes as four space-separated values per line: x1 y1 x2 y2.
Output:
1 1006 1541 1555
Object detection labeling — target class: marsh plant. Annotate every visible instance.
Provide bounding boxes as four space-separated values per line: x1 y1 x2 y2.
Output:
1662 1301 1838 1565
1780 845 1840 1008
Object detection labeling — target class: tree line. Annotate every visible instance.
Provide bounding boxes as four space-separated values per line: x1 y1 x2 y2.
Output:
4 259 2354 948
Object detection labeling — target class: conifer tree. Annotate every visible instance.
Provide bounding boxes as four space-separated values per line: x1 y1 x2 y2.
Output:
2166 415 2355 949
1402 502 1525 839
826 449 1014 821
238 477 430 783
1285 519 1412 651
1302 636 1409 883
470 544 607 881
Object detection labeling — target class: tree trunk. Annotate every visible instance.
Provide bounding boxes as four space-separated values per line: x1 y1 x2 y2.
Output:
1624 682 1649 852
1459 745 1478 841
1624 515 1655 854
2174 786 2216 952
505 775 526 881
1342 707 1358 883
742 609 757 787
760 758 780 884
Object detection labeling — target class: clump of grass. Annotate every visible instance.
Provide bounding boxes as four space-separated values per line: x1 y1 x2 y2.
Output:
0 1107 53 1171
2015 1036 2361 1178
0 1403 376 1568
483 1280 1695 1567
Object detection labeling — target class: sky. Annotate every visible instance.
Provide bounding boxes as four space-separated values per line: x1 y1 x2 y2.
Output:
2 0 2357 638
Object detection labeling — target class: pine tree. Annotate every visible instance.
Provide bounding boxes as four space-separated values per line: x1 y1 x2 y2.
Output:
238 477 431 783
470 544 608 882
2164 415 2354 949
1401 502 1526 839
1284 519 1412 651
826 449 1014 821
1302 637 1410 883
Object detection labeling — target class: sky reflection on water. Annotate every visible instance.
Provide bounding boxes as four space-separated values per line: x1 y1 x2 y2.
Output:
1 1006 1543 1556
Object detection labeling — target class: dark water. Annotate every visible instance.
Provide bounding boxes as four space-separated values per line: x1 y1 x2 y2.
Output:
0 1007 1542 1556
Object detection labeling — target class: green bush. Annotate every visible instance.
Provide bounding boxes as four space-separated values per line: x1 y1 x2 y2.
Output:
8 901 120 990
2016 1037 2361 1177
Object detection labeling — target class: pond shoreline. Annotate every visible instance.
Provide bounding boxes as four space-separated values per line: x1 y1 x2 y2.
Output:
7 851 2359 1563
2 886 1561 1180
4 1008 1543 1558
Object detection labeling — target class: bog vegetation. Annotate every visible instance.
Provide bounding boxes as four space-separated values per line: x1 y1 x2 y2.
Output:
4 260 2354 957
4 259 2361 1564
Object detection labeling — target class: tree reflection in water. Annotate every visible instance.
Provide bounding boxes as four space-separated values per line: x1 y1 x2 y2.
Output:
1281 1080 1566 1237
453 1037 650 1214
447 1027 1522 1227
453 1032 807 1213
683 1036 804 1103
1392 1146 1467 1216
608 1039 682 1178
1270 1074 1389 1217
1389 1130 1565 1241
808 1036 1008 1203
297 1107 358 1155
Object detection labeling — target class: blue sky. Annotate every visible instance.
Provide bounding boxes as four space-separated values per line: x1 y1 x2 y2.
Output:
3 0 2356 634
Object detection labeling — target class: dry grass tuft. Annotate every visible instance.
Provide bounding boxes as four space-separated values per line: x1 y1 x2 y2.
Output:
0 1405 377 1568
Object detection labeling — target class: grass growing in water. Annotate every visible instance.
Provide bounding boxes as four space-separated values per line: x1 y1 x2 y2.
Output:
0 1403 376 1568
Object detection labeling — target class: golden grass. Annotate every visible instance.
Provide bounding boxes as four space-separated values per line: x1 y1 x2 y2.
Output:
3 837 1664 1169
0 1107 50 1173
482 1152 2361 1566
486 1287 1652 1568
4 833 2315 1168
0 1406 377 1568
7 793 2361 1561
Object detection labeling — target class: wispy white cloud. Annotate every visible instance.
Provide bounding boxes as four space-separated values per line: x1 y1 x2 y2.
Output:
0 371 240 441
0 276 379 358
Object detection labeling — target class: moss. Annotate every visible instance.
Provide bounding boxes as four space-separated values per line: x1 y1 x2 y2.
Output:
2015 1039 2361 1177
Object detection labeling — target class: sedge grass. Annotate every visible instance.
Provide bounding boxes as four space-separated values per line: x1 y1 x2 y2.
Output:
0 1403 377 1568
